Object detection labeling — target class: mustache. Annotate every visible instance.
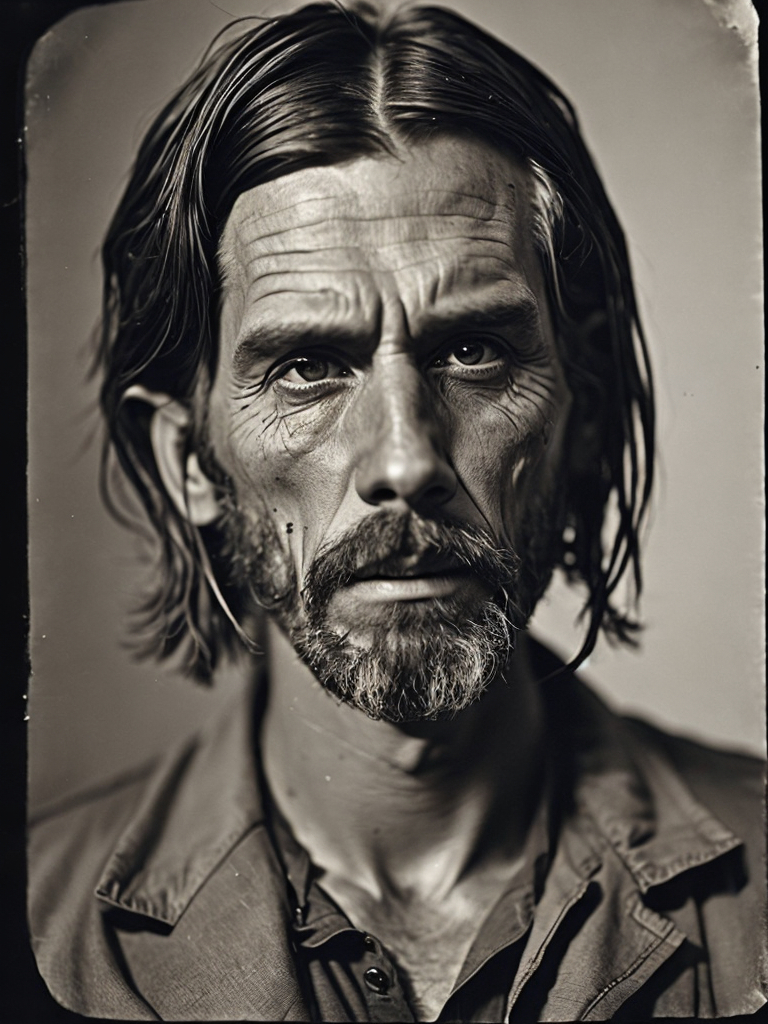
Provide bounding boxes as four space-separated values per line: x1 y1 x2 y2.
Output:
302 509 520 617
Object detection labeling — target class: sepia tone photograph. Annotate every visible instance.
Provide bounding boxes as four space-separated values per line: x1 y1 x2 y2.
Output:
23 0 764 1019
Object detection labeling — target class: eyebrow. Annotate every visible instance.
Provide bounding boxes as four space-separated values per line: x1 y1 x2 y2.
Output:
232 323 366 378
231 294 542 378
417 294 541 340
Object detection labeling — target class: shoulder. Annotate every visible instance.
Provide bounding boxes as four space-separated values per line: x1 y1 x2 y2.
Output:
29 754 167 907
28 758 166 1018
29 740 217 1019
623 713 766 844
27 687 266 1019
624 713 767 1010
30 756 159 842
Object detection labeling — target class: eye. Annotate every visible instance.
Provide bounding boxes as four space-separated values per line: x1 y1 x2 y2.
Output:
432 338 506 370
276 356 352 386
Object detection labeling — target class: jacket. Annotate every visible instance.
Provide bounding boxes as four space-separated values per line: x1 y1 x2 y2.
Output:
28 671 767 1020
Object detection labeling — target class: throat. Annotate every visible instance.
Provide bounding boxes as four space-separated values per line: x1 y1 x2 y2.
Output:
260 620 545 899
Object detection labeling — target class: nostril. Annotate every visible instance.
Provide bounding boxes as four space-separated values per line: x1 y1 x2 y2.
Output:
422 482 455 505
368 486 399 504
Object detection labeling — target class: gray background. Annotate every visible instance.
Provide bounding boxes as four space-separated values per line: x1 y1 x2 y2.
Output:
27 0 764 812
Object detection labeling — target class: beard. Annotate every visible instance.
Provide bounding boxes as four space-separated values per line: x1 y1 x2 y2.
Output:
216 491 558 723
292 511 524 721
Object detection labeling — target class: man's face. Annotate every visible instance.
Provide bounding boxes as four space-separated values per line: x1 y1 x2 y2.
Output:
204 135 572 720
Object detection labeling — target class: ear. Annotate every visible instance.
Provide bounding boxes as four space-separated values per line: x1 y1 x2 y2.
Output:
123 385 221 526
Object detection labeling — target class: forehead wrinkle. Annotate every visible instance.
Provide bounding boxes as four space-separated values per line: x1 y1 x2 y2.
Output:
230 185 514 237
419 261 532 318
236 200 511 236
237 240 519 288
221 190 519 274
237 249 522 319
218 135 529 264
218 213 519 320
236 233 512 266
233 212 516 268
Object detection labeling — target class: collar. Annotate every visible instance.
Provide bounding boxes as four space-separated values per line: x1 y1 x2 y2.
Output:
552 676 743 892
94 655 743 926
268 745 554 955
95 678 268 925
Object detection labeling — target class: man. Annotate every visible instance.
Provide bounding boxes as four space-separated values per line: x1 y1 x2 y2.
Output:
29 2 765 1020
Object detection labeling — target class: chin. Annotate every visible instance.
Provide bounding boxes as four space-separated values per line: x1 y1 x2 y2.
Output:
290 595 518 722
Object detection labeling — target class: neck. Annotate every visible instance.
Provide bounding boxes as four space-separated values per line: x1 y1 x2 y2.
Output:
260 619 546 902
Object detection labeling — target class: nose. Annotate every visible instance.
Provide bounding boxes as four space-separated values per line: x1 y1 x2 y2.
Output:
354 358 458 509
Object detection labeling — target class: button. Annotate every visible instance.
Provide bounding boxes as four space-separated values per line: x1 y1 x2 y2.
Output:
363 935 376 952
363 966 390 994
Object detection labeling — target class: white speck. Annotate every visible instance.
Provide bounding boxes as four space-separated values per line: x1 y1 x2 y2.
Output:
41 634 46 639
324 775 331 782
23 715 29 722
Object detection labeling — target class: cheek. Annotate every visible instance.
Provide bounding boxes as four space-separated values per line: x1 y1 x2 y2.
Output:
446 376 559 538
218 407 356 578
226 377 353 462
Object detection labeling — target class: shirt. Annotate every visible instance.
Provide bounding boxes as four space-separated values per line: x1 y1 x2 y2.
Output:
266 760 554 1022
28 650 767 1020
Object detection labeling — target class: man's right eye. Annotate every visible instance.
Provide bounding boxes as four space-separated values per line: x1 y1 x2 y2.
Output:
275 356 352 386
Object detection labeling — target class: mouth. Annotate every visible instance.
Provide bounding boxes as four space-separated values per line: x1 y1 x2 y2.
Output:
352 554 464 581
344 556 476 602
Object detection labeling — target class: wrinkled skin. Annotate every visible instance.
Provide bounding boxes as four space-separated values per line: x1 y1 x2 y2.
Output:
204 135 572 719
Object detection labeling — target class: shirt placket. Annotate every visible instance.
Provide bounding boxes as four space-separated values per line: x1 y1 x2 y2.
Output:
295 903 417 1022
271 805 415 1021
272 753 557 1021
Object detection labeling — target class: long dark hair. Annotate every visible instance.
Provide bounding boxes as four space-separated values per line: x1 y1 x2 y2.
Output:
96 1 654 680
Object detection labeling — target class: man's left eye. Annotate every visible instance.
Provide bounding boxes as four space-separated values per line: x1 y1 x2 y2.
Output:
432 339 504 369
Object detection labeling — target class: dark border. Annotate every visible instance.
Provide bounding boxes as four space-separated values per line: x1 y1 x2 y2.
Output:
1 4 136 1022
2 1 764 1021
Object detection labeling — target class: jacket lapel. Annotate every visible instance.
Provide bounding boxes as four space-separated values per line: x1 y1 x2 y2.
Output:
505 677 744 1021
92 683 310 1020
116 826 311 1021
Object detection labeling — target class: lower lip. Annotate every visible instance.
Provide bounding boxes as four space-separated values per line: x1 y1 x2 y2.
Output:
344 571 473 602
